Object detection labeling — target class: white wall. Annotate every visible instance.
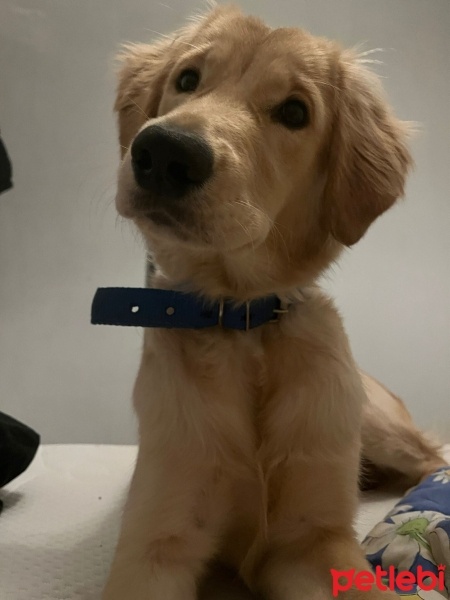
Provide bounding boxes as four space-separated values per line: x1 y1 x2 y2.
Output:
0 0 449 444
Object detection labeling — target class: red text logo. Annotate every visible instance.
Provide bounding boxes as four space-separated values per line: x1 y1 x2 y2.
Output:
330 565 446 597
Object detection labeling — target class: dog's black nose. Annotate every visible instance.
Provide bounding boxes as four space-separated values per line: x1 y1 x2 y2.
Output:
131 124 214 198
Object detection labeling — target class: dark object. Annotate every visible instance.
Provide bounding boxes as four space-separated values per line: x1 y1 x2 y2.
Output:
0 412 40 499
131 124 214 198
176 69 200 93
359 456 415 492
0 135 13 194
91 287 285 331
199 561 262 600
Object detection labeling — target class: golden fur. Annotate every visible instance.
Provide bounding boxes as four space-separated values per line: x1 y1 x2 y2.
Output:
103 5 444 599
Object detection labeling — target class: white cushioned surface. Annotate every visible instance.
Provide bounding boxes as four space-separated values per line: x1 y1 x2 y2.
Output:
1 444 449 600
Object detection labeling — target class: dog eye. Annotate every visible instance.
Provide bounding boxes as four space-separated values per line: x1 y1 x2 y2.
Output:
176 69 200 93
276 99 309 129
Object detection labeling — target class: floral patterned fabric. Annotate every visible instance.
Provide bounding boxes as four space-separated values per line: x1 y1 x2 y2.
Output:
363 467 450 599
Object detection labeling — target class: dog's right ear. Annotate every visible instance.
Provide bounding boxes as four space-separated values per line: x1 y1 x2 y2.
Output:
114 39 175 156
114 6 237 156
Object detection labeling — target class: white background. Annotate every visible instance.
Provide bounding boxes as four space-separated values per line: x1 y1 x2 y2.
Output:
0 0 449 444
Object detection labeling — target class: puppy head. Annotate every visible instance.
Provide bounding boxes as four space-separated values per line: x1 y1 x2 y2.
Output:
114 5 411 297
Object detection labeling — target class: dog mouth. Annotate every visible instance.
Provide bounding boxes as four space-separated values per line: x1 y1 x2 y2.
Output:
131 204 192 237
117 175 272 252
117 123 270 251
126 193 265 252
125 190 204 244
141 208 178 228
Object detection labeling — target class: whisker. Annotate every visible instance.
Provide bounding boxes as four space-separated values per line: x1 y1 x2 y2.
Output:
124 95 150 121
233 200 281 266
172 37 202 51
356 47 385 58
232 216 256 255
352 46 386 68
143 29 201 51
144 28 172 39
357 59 384 66
271 222 291 263
310 78 341 93
234 199 265 218
158 2 174 10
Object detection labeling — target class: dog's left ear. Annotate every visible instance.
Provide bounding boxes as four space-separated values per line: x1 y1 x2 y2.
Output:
323 56 413 246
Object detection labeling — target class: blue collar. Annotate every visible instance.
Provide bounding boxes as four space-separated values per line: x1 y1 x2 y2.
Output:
91 288 288 331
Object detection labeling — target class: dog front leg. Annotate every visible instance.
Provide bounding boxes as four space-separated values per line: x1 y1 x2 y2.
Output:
102 444 228 600
252 457 398 599
250 323 397 599
102 333 237 600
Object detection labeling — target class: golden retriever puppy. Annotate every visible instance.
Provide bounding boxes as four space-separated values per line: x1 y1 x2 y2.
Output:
102 5 443 599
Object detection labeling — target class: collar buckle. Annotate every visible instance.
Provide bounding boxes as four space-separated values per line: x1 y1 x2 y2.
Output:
270 302 289 324
218 299 252 331
218 298 225 327
245 300 251 331
218 299 289 330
